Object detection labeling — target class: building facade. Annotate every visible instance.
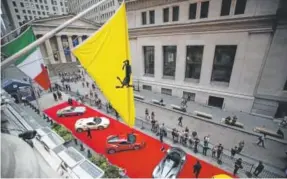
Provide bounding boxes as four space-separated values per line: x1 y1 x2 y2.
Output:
68 0 119 23
126 0 287 117
4 0 68 28
31 15 100 75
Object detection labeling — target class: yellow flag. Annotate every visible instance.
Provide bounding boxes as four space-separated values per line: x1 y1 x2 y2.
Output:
72 2 135 127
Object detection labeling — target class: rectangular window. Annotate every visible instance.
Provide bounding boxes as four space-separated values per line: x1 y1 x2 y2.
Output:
23 10 26 13
211 45 237 83
189 3 197 19
36 4 39 8
38 11 41 15
24 16 28 20
235 0 247 15
143 85 152 91
15 9 19 13
172 6 179 21
183 91 195 101
220 0 232 16
161 88 172 96
143 46 155 75
200 1 209 18
41 5 44 10
208 96 224 108
163 46 177 77
185 46 204 79
13 1 17 6
149 10 155 24
33 11 36 15
28 10 31 14
163 8 169 22
17 15 21 20
44 0 47 3
141 11 147 25
20 2 24 7
46 6 48 10
284 80 287 91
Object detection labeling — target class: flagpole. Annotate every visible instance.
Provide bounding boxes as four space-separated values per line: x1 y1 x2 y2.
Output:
1 0 108 70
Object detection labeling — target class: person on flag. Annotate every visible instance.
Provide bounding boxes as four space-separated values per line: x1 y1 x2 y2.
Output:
1 27 51 90
72 2 135 127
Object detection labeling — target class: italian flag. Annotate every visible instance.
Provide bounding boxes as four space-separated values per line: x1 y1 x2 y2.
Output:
1 26 51 90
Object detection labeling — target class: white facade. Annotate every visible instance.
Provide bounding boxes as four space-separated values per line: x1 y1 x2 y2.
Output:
68 0 120 23
5 0 68 27
126 0 287 116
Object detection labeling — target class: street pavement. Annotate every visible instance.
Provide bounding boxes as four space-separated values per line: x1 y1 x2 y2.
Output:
53 74 287 171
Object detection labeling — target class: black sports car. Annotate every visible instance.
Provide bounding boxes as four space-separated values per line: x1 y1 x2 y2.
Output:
152 147 186 178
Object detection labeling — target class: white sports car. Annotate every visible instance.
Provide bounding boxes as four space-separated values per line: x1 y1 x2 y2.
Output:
57 106 86 117
75 117 110 132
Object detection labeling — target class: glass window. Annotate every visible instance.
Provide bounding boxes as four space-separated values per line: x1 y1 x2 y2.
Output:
24 16 28 20
17 15 21 20
44 0 47 3
41 5 44 10
20 2 24 7
143 85 152 91
211 45 237 83
220 0 232 16
13 1 17 6
143 46 155 75
284 80 287 91
235 0 247 15
161 88 172 96
149 10 155 24
28 10 31 14
38 11 41 15
163 46 177 77
185 46 204 79
141 11 147 25
60 2 63 6
15 8 19 13
172 6 179 21
163 8 169 22
200 1 209 18
36 4 39 8
46 6 48 10
208 96 224 108
23 10 26 13
33 11 36 15
189 3 197 20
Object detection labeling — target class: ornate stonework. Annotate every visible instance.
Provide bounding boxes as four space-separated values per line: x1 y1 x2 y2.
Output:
126 0 188 11
129 15 275 38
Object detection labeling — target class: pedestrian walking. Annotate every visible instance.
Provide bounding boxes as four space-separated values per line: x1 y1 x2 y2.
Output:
178 116 183 127
231 146 237 158
253 161 264 177
87 128 92 139
257 134 266 148
233 158 243 176
193 160 202 178
237 140 244 153
159 126 165 152
53 92 58 101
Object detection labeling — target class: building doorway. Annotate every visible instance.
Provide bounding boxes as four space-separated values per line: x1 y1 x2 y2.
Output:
208 96 224 109
275 102 287 118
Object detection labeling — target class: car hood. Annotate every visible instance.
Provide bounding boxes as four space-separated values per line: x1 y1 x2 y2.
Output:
153 160 177 178
101 117 110 125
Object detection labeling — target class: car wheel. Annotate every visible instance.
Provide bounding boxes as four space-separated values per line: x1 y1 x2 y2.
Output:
134 145 140 150
107 149 116 154
98 126 104 130
76 128 83 132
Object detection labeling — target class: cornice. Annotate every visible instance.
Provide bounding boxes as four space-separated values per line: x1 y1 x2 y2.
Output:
31 23 98 30
129 15 275 37
126 0 188 11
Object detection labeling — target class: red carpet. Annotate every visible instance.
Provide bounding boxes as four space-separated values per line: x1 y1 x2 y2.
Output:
44 102 233 178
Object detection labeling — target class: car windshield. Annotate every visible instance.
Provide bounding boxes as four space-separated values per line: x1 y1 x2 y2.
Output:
107 136 119 143
93 117 101 124
167 152 181 166
127 134 136 143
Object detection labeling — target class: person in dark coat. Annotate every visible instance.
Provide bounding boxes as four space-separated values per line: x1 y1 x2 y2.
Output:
57 91 62 100
233 158 243 176
253 161 264 177
53 92 58 101
231 146 238 158
193 160 202 178
87 128 92 139
178 116 183 127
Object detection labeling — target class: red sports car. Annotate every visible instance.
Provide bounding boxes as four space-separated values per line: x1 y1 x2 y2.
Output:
106 133 146 154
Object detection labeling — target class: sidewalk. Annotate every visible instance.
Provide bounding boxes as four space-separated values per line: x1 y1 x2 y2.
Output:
54 76 287 171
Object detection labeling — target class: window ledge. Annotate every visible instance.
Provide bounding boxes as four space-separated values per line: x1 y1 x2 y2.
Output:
210 81 229 87
162 76 175 80
143 74 154 77
184 78 199 83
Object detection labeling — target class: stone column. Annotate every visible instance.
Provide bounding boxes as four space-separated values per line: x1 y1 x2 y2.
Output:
45 39 55 64
56 35 66 63
68 35 76 62
78 36 83 44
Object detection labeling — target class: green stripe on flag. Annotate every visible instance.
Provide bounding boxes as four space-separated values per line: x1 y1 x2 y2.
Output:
1 27 38 66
